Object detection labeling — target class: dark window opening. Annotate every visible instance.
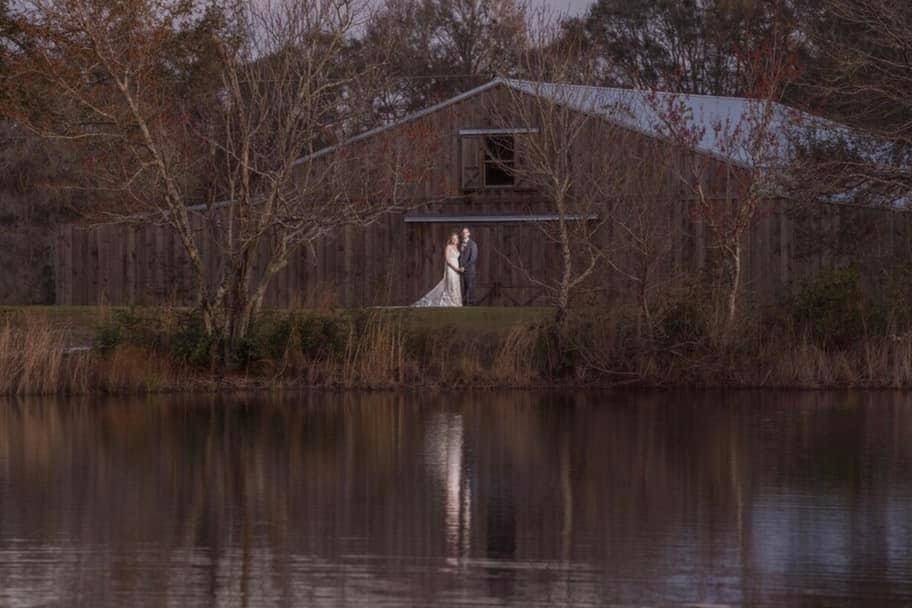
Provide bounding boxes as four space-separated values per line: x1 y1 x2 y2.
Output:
483 135 515 187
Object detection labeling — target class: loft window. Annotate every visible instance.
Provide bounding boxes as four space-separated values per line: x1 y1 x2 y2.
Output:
459 128 536 191
482 135 515 187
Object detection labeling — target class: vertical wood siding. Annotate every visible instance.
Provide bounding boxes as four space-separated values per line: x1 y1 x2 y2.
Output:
54 202 912 308
51 87 912 308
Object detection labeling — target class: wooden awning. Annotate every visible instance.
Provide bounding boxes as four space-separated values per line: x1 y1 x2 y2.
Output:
403 214 599 223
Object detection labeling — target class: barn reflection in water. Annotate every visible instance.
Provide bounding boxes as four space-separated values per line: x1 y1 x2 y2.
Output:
2 391 912 606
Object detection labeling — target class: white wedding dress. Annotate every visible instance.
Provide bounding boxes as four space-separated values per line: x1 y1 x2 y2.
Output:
412 245 463 307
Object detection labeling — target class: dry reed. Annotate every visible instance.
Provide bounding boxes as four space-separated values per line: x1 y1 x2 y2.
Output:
96 344 179 393
245 315 912 390
6 307 912 394
489 325 543 386
0 315 91 395
340 313 406 387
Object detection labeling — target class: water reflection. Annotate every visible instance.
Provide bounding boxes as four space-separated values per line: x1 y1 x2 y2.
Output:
425 412 471 564
1 391 912 606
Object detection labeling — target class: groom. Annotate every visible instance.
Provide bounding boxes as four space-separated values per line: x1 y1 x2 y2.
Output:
458 227 478 306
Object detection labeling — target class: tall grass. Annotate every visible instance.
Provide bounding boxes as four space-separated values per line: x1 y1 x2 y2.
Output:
340 313 406 387
263 311 549 389
489 325 544 386
0 311 183 396
96 344 180 393
7 305 912 395
0 315 90 395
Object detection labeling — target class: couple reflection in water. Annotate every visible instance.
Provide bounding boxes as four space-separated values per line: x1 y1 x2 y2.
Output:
431 411 517 598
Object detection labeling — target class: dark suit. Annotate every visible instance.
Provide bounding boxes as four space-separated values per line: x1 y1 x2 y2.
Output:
459 238 478 305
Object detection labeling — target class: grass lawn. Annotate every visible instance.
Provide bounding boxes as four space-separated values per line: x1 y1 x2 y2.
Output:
356 306 554 332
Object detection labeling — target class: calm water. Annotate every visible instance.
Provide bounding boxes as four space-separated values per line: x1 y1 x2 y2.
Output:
1 391 912 607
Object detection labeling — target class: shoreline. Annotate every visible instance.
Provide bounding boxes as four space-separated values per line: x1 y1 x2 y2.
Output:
4 305 912 396
10 354 912 396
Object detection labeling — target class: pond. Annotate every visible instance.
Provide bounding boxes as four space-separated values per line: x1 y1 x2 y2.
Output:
1 391 911 606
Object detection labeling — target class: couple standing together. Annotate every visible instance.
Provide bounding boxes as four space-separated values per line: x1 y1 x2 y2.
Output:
413 227 478 308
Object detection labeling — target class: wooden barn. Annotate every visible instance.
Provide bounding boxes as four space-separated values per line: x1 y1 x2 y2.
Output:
54 78 912 308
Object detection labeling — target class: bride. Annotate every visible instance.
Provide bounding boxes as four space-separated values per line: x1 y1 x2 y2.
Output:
413 233 463 307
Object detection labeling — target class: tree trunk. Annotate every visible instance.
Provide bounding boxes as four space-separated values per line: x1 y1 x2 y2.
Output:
556 203 573 326
217 246 291 362
557 250 572 327
639 281 651 337
220 253 256 359
727 242 742 332
554 230 573 365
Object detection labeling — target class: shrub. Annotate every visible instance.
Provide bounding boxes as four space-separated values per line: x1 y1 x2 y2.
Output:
403 325 446 363
298 315 346 359
785 265 883 348
169 314 216 368
94 320 123 354
260 316 295 360
878 262 912 332
229 315 297 369
229 335 261 369
93 309 157 354
657 298 708 346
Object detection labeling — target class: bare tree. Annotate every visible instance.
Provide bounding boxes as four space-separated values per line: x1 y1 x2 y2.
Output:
4 0 437 349
356 0 528 120
789 0 912 209
647 30 800 333
561 0 812 97
484 22 682 329
601 139 681 331
486 77 608 322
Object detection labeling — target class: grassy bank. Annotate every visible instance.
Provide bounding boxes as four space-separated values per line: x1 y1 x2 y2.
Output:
0 306 558 395
4 297 912 395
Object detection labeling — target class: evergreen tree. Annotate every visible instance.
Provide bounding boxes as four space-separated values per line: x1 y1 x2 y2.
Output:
566 0 810 96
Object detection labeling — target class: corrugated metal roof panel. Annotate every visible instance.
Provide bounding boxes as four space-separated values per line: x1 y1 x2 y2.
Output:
293 77 846 170
501 79 816 168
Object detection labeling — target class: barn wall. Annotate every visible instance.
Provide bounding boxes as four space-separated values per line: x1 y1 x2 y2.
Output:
54 201 912 308
51 85 912 308
53 213 562 308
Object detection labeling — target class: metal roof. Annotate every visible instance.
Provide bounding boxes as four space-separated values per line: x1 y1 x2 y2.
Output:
294 77 834 169
502 79 809 168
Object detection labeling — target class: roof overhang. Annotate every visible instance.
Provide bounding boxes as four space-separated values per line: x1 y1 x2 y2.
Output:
404 213 599 224
457 127 539 136
293 79 508 166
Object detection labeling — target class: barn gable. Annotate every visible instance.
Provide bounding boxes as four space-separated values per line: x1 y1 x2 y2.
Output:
299 78 823 171
55 79 898 310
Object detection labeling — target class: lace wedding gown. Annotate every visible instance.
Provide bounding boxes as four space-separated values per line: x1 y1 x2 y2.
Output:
412 245 463 307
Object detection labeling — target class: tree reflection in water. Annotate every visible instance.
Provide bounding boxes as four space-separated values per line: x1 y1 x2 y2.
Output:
1 391 912 606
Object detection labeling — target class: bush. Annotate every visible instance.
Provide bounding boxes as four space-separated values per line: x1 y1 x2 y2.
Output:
169 314 216 368
657 299 708 346
229 315 296 369
785 265 884 348
403 325 446 362
94 309 160 354
93 309 356 370
94 320 123 354
298 315 346 359
260 317 295 360
879 263 912 332
229 335 261 369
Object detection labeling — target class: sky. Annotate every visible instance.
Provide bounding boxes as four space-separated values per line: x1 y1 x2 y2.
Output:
542 0 590 15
